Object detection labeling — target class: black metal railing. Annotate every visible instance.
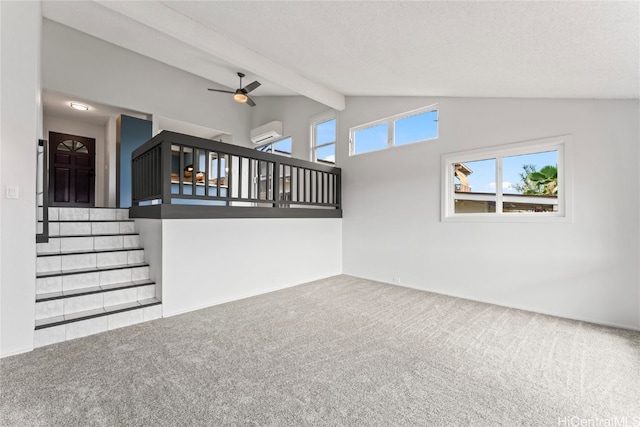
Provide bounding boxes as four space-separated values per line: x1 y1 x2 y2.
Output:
36 139 49 243
130 131 341 219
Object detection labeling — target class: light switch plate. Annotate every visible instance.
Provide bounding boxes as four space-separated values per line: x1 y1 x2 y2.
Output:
6 185 19 199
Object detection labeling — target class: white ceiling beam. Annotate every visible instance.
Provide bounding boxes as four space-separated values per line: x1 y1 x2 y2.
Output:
94 0 346 111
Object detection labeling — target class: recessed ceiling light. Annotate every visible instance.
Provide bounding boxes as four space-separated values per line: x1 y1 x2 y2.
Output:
70 102 89 111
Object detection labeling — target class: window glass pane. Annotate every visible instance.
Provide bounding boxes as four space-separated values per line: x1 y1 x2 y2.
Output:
316 119 336 145
353 123 388 154
76 143 89 153
503 150 558 195
453 158 496 213
502 198 557 214
395 110 438 146
316 143 335 164
73 141 88 153
502 150 558 213
256 144 272 153
59 140 75 151
273 137 292 155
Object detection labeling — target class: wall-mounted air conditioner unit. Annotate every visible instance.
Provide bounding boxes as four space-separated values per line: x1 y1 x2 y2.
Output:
250 120 283 144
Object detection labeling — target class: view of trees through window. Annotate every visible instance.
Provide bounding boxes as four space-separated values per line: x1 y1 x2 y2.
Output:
452 149 559 214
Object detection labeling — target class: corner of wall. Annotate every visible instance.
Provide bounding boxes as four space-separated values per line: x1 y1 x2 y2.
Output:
0 0 41 357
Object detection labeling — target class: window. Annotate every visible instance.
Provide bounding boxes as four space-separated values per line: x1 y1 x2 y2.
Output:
350 105 438 156
256 137 292 157
442 135 569 221
57 139 88 153
312 114 336 165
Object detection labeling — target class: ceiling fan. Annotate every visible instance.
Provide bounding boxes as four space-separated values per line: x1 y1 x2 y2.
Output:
208 72 261 107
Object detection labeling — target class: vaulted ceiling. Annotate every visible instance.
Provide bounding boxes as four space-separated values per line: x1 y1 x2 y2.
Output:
42 1 639 111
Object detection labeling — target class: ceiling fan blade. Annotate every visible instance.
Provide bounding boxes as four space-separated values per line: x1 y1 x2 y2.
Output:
208 88 235 94
246 96 256 107
242 81 261 93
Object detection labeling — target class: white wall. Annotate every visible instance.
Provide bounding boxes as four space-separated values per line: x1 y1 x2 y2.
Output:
43 116 109 206
105 117 117 206
134 219 163 301
159 218 342 317
42 19 253 147
0 1 41 357
251 96 335 161
339 97 640 330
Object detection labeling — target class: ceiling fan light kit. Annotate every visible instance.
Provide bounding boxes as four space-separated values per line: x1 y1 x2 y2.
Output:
209 72 260 107
233 91 248 103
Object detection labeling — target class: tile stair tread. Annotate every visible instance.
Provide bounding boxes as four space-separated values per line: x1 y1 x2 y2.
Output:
48 219 134 223
52 233 139 238
36 262 149 278
36 279 155 301
66 307 105 321
35 298 161 329
37 247 145 257
52 207 129 209
101 279 154 290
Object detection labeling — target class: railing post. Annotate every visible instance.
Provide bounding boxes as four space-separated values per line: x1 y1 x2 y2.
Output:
36 138 49 243
273 159 280 208
161 139 172 205
131 151 136 206
336 170 342 209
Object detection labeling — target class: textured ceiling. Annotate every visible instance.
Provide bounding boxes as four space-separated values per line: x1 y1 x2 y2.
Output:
42 90 149 126
42 0 640 110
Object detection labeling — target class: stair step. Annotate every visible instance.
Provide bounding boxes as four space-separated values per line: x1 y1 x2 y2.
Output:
36 279 155 302
48 220 135 237
52 233 138 239
36 263 150 294
35 282 157 320
37 234 140 254
36 262 149 278
35 298 161 330
36 249 145 274
47 207 130 222
34 299 162 347
37 247 145 257
50 219 134 223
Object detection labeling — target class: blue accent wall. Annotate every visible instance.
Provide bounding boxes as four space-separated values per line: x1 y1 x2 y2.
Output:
120 115 152 208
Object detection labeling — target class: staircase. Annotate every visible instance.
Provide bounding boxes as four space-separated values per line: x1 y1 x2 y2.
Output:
34 207 161 348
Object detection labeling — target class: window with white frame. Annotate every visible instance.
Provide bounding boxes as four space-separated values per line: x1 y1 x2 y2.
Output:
312 114 336 165
256 137 292 157
350 105 438 156
442 135 569 221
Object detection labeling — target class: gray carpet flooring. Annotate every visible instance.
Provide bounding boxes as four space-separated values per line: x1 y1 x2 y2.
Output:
1 275 639 426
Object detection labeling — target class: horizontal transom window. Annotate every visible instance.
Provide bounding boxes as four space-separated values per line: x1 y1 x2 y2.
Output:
349 105 438 156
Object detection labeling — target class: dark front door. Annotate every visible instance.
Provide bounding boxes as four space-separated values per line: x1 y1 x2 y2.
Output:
48 132 96 207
